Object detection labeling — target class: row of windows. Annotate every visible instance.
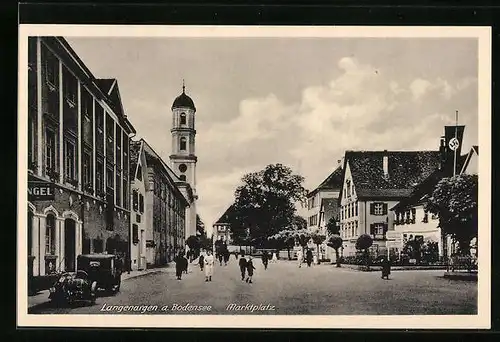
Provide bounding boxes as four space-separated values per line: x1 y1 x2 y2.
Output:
307 196 318 210
341 220 358 239
394 209 438 225
308 214 318 227
340 201 359 221
29 39 130 209
343 179 355 199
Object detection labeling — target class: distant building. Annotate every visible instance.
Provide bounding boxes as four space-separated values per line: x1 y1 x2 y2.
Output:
27 37 135 277
213 205 235 244
129 139 192 267
338 149 442 257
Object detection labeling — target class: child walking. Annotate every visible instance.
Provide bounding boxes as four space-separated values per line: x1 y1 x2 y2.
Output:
245 256 256 283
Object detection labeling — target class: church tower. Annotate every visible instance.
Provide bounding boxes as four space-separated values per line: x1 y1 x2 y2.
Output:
169 82 197 197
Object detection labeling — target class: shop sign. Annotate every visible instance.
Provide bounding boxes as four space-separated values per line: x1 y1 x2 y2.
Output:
28 181 55 201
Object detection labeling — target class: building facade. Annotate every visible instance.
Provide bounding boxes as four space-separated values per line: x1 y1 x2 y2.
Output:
213 205 235 244
132 140 192 267
169 85 198 245
338 150 441 257
27 37 135 277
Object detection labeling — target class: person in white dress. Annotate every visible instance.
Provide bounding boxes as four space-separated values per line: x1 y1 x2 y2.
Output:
297 249 303 268
271 251 278 263
204 250 214 282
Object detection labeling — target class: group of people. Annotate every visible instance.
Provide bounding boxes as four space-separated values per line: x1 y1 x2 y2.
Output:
238 252 256 283
296 248 315 268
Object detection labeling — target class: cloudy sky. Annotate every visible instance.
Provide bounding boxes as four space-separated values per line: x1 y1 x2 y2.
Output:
65 36 478 235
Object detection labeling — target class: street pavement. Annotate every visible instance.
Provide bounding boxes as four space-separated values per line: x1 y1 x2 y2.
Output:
28 258 477 315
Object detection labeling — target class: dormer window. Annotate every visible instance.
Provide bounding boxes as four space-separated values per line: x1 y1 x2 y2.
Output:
180 137 187 151
180 112 187 125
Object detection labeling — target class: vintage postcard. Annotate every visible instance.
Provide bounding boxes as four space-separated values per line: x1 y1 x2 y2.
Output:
17 25 491 329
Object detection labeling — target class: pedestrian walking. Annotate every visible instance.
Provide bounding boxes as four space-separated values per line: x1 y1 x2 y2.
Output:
246 256 256 283
381 256 391 280
297 249 303 268
175 252 187 280
306 249 313 267
261 251 269 270
223 250 230 266
235 252 239 260
239 252 248 281
199 253 205 271
204 250 214 282
218 252 224 266
271 251 278 263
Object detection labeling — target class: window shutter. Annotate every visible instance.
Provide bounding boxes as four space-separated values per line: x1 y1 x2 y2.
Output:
383 203 388 215
383 223 388 233
369 203 374 215
369 223 374 235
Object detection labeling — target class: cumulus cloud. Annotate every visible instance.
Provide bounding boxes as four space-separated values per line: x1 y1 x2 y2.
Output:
199 56 477 229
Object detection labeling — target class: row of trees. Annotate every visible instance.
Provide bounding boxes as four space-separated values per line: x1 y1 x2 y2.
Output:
219 162 477 266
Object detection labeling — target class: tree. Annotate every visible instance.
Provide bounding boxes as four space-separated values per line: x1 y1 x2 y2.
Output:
311 230 326 263
327 235 343 267
425 174 478 255
326 216 340 236
231 164 308 242
196 215 205 236
186 235 200 259
356 234 373 267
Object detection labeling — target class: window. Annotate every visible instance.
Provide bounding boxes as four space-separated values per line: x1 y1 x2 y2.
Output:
116 172 121 207
132 224 139 244
43 47 58 88
123 178 128 209
139 194 144 213
137 164 142 181
371 202 387 216
45 214 56 255
346 180 351 197
83 151 92 189
63 67 77 105
180 137 187 151
45 128 57 174
422 211 429 223
180 112 186 125
64 139 76 181
106 166 114 189
96 159 104 194
179 175 186 181
133 190 138 211
370 223 387 239
355 201 358 216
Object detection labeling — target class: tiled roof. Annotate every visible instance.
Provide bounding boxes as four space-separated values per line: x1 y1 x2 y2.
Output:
309 165 343 197
345 150 442 199
390 153 469 211
214 204 235 225
129 140 142 178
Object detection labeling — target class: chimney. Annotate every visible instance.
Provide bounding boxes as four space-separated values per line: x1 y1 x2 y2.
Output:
383 150 389 178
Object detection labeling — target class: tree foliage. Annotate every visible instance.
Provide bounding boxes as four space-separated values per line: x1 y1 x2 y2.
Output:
425 174 478 255
327 235 343 267
230 164 308 244
356 234 373 251
326 216 340 236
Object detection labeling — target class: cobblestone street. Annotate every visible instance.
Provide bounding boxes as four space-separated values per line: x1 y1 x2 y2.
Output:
29 258 477 315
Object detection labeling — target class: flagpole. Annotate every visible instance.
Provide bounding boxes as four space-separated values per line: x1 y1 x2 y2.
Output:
453 110 458 177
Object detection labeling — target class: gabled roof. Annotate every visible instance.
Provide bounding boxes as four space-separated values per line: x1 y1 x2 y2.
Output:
391 152 470 211
214 204 236 225
460 145 479 175
343 150 442 200
308 165 343 197
96 78 126 118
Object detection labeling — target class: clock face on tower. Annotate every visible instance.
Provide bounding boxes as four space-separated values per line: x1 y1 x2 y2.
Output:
178 164 187 173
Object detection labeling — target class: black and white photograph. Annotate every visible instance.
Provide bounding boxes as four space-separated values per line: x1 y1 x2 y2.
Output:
17 25 491 329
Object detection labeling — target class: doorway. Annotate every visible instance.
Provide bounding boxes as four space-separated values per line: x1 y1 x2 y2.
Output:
64 219 76 271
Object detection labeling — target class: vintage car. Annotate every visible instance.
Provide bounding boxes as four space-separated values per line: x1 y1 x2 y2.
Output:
48 270 97 306
76 254 123 293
